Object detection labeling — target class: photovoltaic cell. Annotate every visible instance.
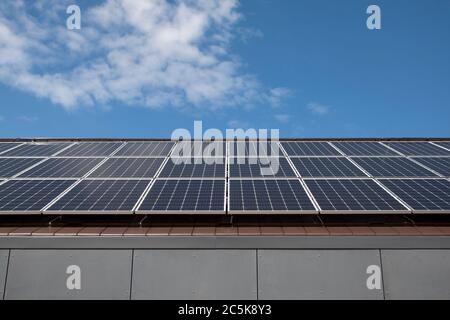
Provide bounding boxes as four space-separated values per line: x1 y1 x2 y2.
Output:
281 142 341 156
114 142 174 156
436 142 450 151
291 157 366 177
172 141 226 157
352 157 438 177
138 179 225 212
305 179 407 212
1 143 71 157
47 180 149 212
332 142 398 156
0 143 20 154
413 157 450 177
159 158 225 178
89 158 164 178
18 158 104 178
384 142 450 156
229 179 316 212
58 142 123 156
228 141 279 157
379 179 450 212
0 180 75 212
229 157 295 178
0 158 43 178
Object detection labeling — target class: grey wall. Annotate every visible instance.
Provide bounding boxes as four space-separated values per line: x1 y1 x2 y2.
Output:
0 248 450 300
5 250 132 300
258 250 383 300
0 250 8 299
382 250 450 300
132 250 256 300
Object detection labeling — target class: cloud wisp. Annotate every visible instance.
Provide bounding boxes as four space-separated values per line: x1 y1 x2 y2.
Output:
307 102 331 116
0 0 289 111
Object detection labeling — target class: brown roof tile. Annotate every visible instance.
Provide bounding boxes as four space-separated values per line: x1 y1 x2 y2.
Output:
192 226 216 236
305 226 329 236
215 226 238 236
54 227 84 236
147 226 171 236
101 227 128 236
123 227 149 236
77 227 106 236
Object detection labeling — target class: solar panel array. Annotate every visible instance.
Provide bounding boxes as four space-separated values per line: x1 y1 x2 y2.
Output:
0 140 449 214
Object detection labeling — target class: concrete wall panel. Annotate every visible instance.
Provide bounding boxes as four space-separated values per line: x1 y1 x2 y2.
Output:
258 250 383 300
5 250 132 300
382 250 450 300
0 250 8 299
132 250 257 300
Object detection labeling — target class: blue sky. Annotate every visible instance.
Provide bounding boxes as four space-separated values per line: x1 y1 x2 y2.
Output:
0 0 449 138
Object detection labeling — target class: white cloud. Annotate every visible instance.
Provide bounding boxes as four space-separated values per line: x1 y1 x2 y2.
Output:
18 115 38 123
227 119 250 129
0 0 289 111
307 102 330 115
274 114 290 124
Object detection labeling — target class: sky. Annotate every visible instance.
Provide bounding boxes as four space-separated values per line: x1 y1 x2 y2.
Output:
0 0 449 139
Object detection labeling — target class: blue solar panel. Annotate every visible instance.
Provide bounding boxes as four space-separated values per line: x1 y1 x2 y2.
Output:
352 157 438 177
332 142 398 156
281 142 341 156
138 179 225 212
229 157 296 177
379 179 450 212
412 158 450 177
159 158 225 178
18 158 103 178
47 180 150 212
114 142 175 156
58 142 123 156
1 143 71 157
384 142 450 156
0 143 20 154
0 180 76 212
229 179 316 212
305 179 408 212
291 157 366 177
228 141 279 157
89 158 164 178
0 158 43 178
172 141 226 157
436 142 450 151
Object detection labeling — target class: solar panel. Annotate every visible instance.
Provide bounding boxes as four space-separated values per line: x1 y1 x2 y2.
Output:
0 179 76 212
172 141 226 157
291 157 367 177
88 158 164 178
1 143 71 157
352 157 438 177
379 179 450 212
47 180 150 213
228 141 279 157
114 142 174 157
57 142 123 157
0 158 43 178
159 158 225 178
436 142 450 151
138 179 225 212
229 157 296 178
332 142 399 156
384 142 450 156
0 143 20 154
17 158 103 178
229 179 316 212
281 142 341 156
412 157 450 177
305 179 408 213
